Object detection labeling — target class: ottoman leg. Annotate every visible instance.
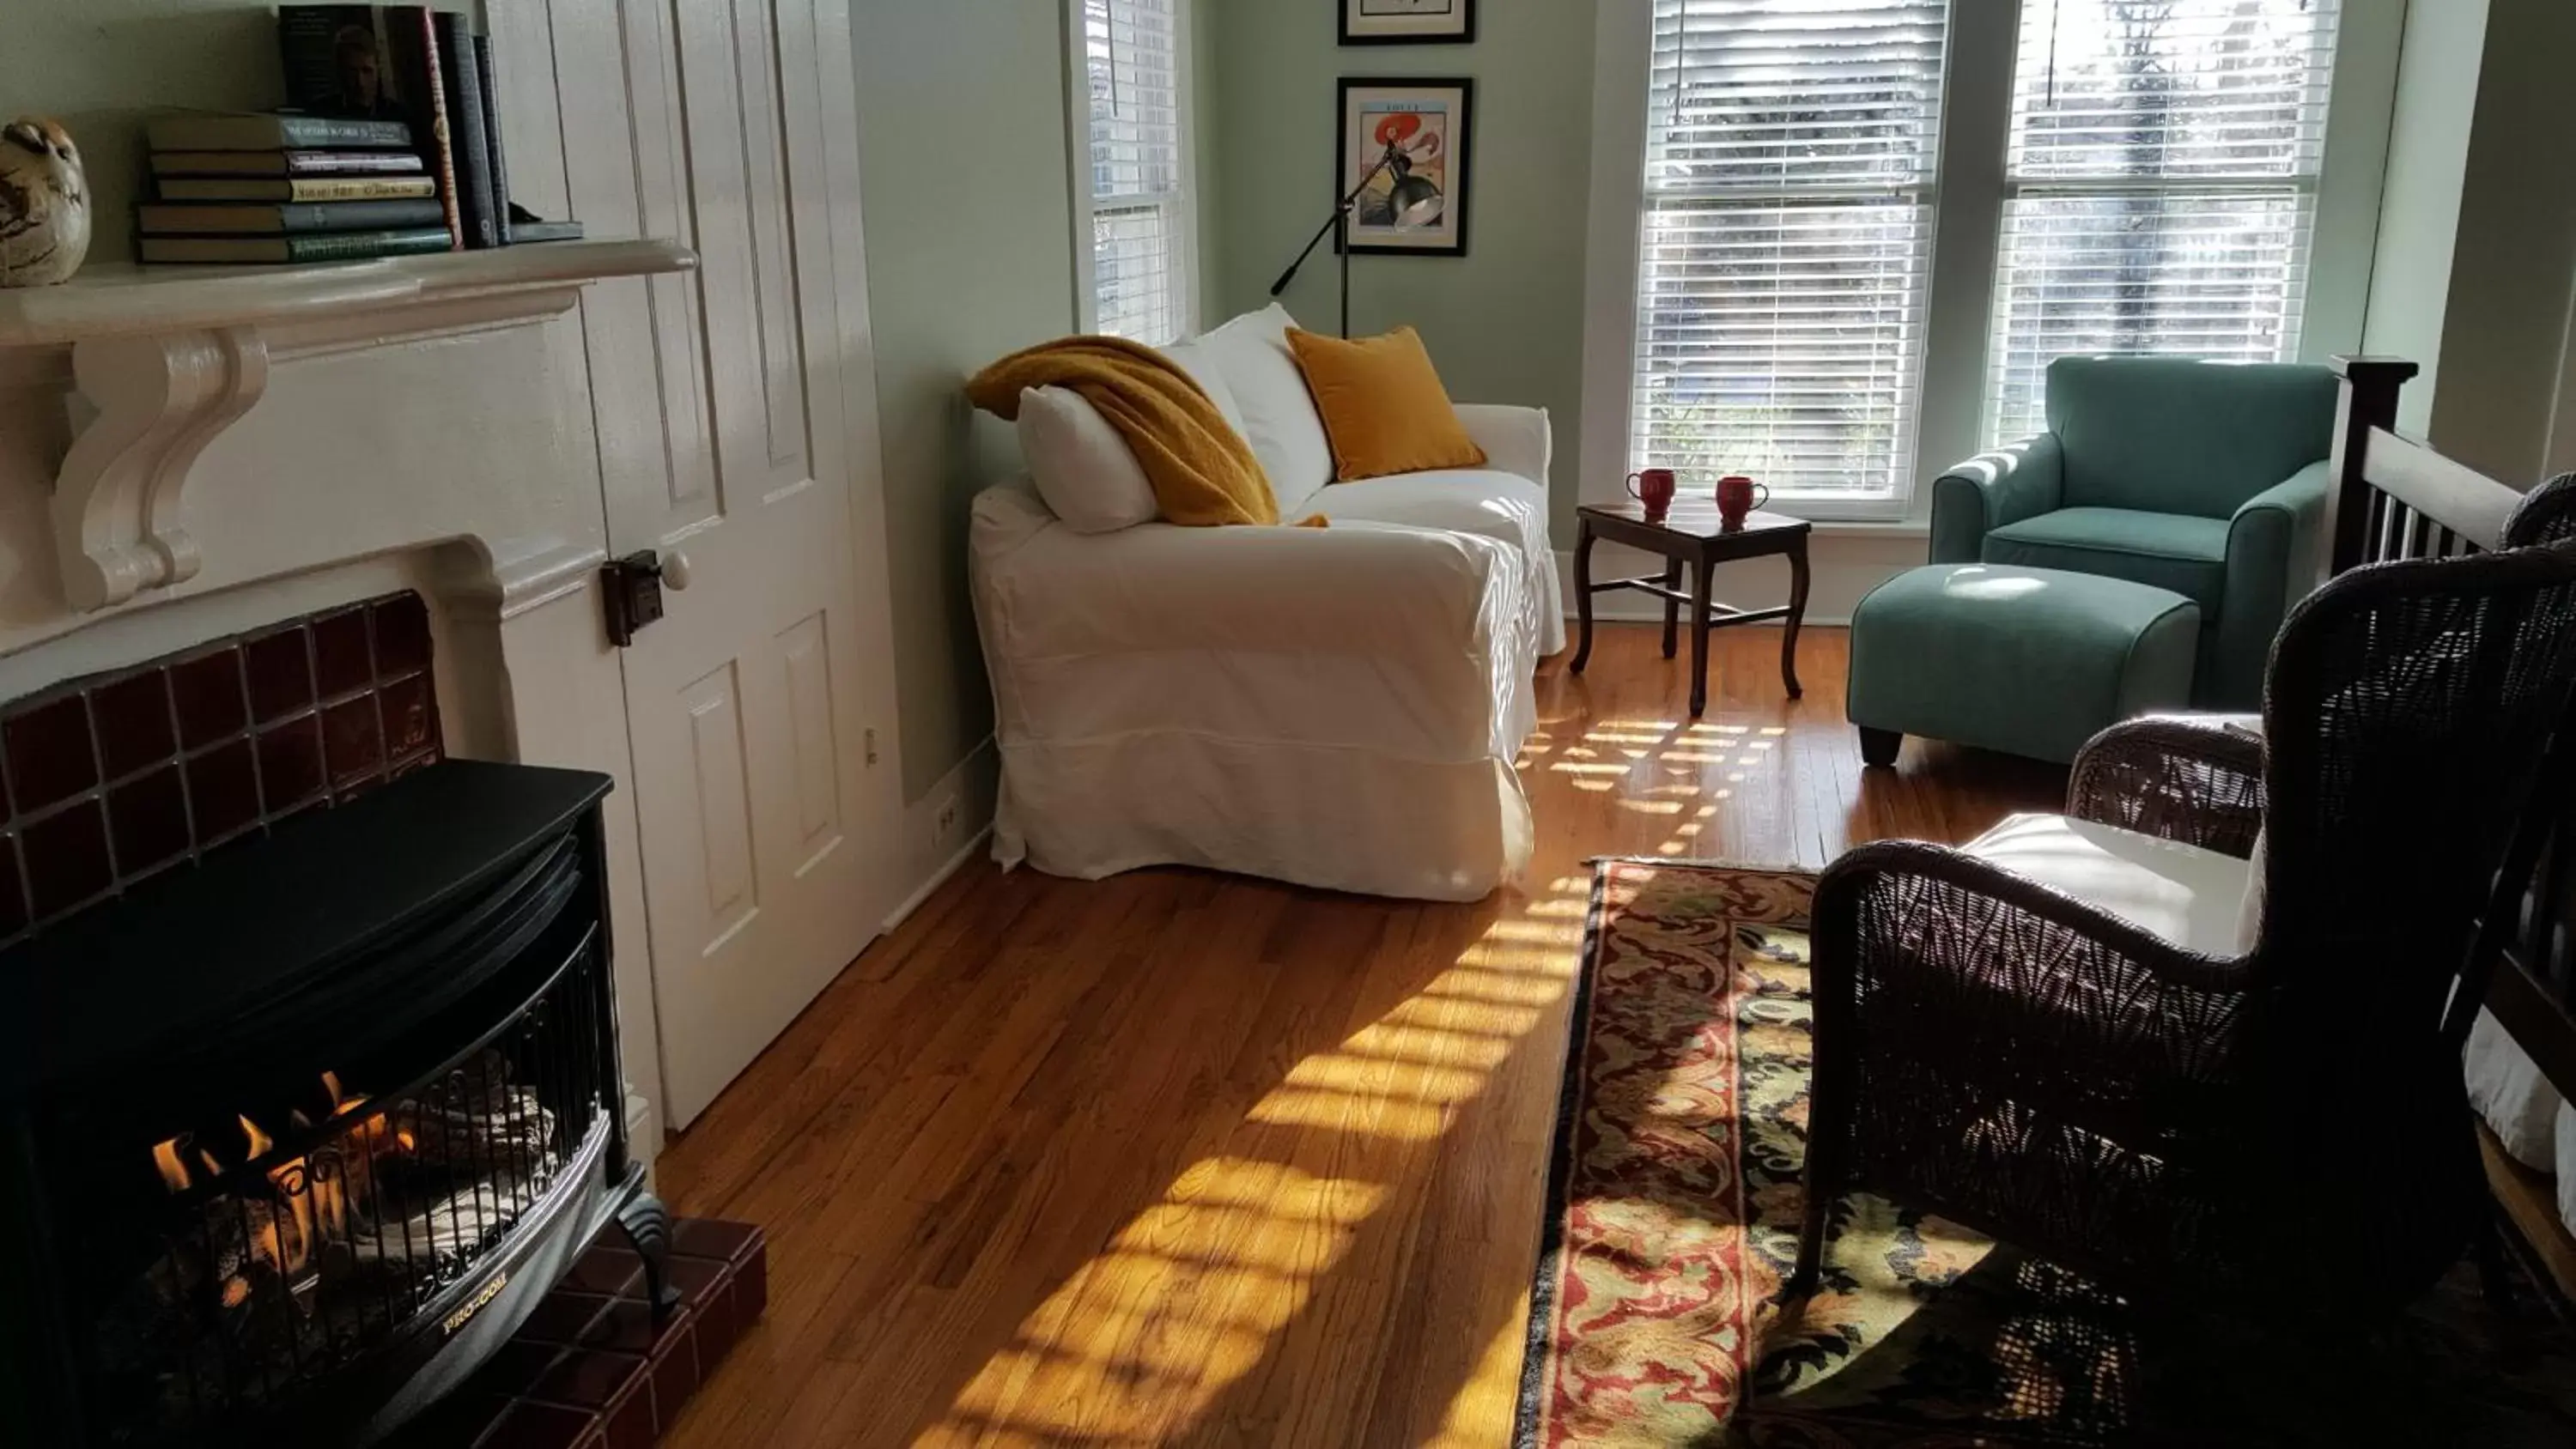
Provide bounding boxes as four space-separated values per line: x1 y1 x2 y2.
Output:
1857 727 1902 768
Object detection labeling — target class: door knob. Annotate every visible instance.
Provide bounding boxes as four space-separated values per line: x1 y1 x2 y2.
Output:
661 549 694 591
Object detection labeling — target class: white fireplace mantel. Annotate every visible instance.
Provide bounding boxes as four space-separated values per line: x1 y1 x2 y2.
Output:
0 240 696 614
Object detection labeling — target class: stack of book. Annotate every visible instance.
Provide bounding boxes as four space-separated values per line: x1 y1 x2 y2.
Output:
138 5 578 265
139 112 447 264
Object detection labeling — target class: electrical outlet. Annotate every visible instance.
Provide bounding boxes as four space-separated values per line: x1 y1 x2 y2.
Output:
932 794 960 848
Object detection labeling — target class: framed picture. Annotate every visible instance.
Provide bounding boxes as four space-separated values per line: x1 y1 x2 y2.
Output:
1341 0 1476 45
1336 77 1473 258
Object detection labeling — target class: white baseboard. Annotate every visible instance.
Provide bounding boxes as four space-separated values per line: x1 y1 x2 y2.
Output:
883 824 993 934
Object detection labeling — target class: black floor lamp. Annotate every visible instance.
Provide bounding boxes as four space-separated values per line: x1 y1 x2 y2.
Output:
1267 139 1445 338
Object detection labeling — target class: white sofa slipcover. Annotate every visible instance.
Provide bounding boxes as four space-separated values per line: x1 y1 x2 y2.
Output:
968 306 1559 900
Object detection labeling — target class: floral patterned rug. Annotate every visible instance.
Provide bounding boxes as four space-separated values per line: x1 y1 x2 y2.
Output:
1513 858 2576 1448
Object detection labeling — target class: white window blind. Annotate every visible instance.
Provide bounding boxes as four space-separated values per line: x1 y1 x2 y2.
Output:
1632 0 1950 513
1078 0 1191 347
1986 0 2341 442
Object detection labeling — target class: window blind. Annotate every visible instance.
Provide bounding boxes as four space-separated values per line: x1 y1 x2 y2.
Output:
1986 0 2340 442
1081 0 1190 346
1632 0 1950 511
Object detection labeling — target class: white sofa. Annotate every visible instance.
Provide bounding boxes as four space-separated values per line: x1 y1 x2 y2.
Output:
969 305 1563 900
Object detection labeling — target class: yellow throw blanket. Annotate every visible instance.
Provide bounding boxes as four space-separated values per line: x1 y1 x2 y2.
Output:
966 335 1285 528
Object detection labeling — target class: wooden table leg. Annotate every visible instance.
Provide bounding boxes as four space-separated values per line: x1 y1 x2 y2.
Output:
1659 555 1684 659
1782 536 1811 699
1571 516 1596 673
1688 554 1714 716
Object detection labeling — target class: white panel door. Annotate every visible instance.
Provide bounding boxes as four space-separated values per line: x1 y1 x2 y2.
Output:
600 0 894 1127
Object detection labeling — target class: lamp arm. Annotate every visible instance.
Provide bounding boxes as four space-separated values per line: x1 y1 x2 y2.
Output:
1268 146 1401 300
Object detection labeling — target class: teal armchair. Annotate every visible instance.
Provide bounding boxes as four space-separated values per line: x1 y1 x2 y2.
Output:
1929 356 2338 708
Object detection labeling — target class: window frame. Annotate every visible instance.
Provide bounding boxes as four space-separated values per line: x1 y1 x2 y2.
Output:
1578 0 2402 526
1064 0 1201 346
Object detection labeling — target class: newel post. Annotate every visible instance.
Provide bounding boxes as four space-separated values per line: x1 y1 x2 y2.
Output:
2324 356 2420 575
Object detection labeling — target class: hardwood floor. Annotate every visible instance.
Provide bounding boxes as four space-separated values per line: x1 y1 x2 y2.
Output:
654 625 2064 1447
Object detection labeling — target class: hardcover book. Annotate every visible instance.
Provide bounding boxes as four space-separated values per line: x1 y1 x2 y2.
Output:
435 11 498 248
138 198 449 234
150 149 427 178
155 175 437 202
277 5 462 249
137 227 457 264
145 112 411 152
473 33 513 246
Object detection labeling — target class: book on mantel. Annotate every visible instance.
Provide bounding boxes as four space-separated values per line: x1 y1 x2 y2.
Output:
137 227 455 264
138 198 450 234
144 112 411 152
155 174 436 202
149 149 427 178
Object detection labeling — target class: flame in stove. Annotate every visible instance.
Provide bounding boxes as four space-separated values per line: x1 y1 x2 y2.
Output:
152 1137 193 1194
238 1114 275 1162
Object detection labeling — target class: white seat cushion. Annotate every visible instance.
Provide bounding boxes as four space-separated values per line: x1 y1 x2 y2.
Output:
1307 467 1546 542
1309 468 1565 658
1015 386 1158 535
1963 813 2251 957
1191 305 1334 515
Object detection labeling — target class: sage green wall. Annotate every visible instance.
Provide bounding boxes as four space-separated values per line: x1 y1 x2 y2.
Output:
852 1 1078 799
2 0 284 264
1203 0 1598 537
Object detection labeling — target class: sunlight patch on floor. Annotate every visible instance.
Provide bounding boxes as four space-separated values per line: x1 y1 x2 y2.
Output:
929 876 1589 1445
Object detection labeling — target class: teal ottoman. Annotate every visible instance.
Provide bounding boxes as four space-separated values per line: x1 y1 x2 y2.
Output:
1847 565 2201 766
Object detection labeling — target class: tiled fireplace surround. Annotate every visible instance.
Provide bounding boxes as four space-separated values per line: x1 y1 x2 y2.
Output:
0 591 444 944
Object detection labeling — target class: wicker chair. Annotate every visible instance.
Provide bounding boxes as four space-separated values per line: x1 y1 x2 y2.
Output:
1790 481 2576 1318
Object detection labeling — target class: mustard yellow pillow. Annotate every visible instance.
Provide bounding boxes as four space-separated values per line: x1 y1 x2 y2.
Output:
1285 325 1487 482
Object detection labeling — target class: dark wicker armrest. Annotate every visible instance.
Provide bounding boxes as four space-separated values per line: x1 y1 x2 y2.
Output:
1811 840 2253 1150
2068 713 2266 858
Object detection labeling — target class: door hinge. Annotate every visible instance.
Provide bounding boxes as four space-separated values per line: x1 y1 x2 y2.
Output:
865 727 880 765
602 550 669 647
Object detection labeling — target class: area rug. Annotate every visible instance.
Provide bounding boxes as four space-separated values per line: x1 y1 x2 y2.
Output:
1513 858 2576 1449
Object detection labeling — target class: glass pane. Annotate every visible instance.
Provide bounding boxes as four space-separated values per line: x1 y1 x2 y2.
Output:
1987 189 2314 440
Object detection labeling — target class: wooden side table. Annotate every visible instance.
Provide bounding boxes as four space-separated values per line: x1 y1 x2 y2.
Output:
1570 500 1813 716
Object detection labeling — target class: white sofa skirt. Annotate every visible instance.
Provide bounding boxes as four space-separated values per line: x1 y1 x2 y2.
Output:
970 486 1541 900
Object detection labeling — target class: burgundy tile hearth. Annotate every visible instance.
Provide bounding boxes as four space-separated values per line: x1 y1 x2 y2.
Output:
5 693 96 812
313 605 375 697
386 1217 768 1449
245 624 315 722
106 766 191 874
23 798 112 919
92 670 174 778
169 646 249 748
0 591 445 946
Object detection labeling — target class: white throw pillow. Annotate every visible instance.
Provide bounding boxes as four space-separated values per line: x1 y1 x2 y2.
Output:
1016 386 1158 535
1191 304 1334 514
1158 338 1249 439
2467 1008 2565 1169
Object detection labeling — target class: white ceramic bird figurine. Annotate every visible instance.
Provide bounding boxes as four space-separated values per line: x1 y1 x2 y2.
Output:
0 116 90 288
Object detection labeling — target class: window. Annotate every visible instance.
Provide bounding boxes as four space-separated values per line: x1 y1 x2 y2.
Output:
1073 0 1194 347
1602 0 2375 520
1986 0 2341 441
1631 0 1951 515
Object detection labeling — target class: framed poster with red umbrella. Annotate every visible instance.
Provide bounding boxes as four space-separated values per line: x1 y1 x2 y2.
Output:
1335 76 1473 258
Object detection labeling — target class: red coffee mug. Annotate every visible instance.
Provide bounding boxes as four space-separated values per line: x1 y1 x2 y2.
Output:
1716 475 1769 530
1627 468 1677 521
